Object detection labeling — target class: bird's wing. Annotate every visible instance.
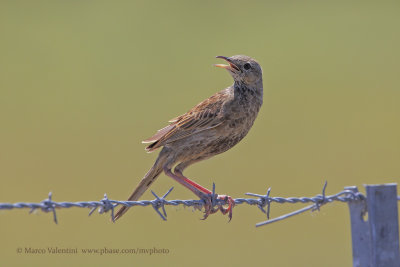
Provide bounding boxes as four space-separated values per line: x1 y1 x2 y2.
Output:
143 91 227 151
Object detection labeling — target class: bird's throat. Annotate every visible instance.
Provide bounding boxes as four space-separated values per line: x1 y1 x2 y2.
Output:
233 80 263 99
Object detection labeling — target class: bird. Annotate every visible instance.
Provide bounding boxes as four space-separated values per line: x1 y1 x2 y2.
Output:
114 55 263 221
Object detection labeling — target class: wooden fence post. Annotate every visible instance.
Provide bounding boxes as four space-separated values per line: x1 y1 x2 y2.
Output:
347 184 400 267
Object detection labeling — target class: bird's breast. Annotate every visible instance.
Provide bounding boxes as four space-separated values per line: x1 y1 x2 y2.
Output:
223 91 262 128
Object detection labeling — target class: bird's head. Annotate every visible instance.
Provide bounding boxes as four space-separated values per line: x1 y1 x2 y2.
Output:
215 55 262 86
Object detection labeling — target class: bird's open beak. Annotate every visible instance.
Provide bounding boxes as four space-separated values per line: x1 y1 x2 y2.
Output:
215 56 240 72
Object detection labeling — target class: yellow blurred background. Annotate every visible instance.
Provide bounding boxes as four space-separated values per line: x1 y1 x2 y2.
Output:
1 1 399 266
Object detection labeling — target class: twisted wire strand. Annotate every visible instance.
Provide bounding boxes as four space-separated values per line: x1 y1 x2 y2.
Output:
0 182 374 226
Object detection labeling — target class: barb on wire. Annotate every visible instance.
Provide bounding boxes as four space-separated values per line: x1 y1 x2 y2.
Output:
150 187 174 221
0 181 378 227
39 192 58 224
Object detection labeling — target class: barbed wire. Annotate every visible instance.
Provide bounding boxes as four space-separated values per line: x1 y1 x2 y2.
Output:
0 181 384 227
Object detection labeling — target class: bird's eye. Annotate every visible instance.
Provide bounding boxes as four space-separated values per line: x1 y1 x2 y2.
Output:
243 63 251 70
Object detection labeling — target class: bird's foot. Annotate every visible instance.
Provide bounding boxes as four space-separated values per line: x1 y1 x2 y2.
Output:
201 194 235 221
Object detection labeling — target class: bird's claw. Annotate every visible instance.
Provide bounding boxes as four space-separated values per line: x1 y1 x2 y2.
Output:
201 194 235 221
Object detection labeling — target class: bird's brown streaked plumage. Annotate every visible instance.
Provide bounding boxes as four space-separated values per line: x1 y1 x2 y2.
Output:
143 91 227 152
115 55 263 221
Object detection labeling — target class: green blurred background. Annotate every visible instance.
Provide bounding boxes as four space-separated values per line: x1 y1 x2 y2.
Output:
1 1 399 266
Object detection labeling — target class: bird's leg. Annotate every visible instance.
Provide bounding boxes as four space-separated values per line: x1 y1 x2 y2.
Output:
164 167 210 197
173 168 218 217
170 168 235 221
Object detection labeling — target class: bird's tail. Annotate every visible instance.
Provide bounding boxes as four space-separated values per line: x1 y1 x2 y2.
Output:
114 150 167 221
